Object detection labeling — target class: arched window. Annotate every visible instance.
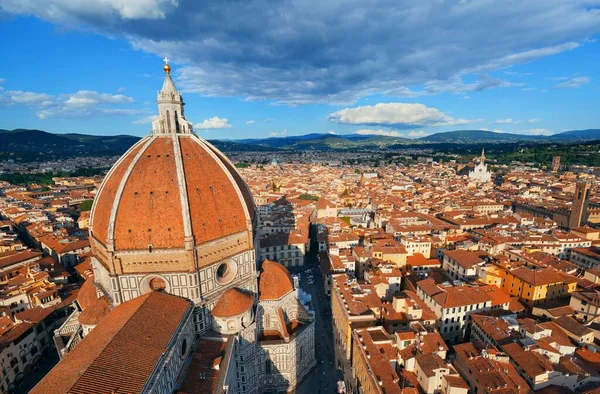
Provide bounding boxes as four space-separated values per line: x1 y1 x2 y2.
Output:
174 110 181 133
166 110 171 133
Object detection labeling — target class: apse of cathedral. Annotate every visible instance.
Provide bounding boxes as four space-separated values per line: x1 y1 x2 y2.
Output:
33 61 316 394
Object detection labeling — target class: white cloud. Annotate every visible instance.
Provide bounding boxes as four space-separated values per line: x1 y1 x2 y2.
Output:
264 118 273 123
0 88 140 119
355 129 403 137
63 90 134 108
407 130 428 138
492 118 515 124
0 91 54 107
245 120 255 124
133 115 159 124
269 129 288 137
555 76 591 89
0 78 4 84
520 128 554 136
329 103 477 128
118 87 126 92
0 0 178 20
527 118 541 123
327 130 338 135
194 116 232 129
3 1 599 104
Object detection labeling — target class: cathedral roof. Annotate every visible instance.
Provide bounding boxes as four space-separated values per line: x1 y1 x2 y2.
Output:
32 291 192 394
212 288 254 318
259 260 294 301
89 63 255 255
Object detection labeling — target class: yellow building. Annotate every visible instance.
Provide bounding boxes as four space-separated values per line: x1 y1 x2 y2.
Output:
497 265 577 306
372 245 408 269
478 265 504 287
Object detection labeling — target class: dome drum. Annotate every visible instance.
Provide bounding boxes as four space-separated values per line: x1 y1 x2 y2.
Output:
90 134 256 277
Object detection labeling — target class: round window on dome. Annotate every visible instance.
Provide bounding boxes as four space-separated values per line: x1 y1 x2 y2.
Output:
149 277 167 292
216 260 237 286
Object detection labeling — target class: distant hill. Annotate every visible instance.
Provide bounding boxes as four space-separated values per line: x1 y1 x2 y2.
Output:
0 128 274 162
234 133 412 150
1 128 599 162
418 129 600 144
548 129 600 141
418 130 545 143
0 129 141 159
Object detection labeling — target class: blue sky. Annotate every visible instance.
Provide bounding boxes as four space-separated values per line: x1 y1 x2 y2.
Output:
0 1 599 139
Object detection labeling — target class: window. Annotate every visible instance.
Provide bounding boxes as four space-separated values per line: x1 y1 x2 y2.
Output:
216 260 238 285
149 277 167 292
181 338 188 357
265 359 272 375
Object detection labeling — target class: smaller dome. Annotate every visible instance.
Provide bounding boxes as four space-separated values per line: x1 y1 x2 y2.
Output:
212 288 254 318
78 295 111 326
259 260 294 301
77 276 111 326
77 277 99 310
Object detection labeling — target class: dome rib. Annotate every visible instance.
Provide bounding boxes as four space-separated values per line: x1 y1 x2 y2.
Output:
202 139 256 221
191 137 253 227
107 136 156 247
90 136 153 247
171 134 194 250
113 136 186 250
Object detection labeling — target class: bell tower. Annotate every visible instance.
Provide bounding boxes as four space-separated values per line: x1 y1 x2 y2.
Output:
569 181 590 228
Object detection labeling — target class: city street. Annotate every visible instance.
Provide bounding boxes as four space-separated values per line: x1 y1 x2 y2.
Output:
294 226 345 394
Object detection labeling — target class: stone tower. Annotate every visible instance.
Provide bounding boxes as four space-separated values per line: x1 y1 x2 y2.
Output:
551 156 561 172
569 181 590 228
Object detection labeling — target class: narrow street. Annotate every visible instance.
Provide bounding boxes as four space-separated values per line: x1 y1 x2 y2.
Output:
294 225 344 394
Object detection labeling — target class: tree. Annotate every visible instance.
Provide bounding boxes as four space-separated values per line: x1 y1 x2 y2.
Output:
79 200 93 212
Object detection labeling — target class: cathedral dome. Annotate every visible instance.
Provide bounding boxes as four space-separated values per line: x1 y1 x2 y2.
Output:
258 260 294 301
212 288 254 318
90 134 254 251
89 62 255 277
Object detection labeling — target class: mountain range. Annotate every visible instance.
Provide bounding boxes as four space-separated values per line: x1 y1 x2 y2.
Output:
1 128 600 159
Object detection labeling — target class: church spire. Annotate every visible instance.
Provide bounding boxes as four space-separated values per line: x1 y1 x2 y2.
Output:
152 58 193 135
481 147 485 163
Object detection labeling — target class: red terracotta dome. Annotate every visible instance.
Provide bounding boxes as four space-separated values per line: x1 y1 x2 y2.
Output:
77 276 111 325
78 295 111 326
90 135 255 252
77 278 98 310
212 288 254 318
259 260 294 301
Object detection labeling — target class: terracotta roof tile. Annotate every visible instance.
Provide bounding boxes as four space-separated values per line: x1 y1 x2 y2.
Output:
32 292 192 394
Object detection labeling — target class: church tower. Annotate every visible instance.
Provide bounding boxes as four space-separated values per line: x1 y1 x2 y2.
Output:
569 181 590 228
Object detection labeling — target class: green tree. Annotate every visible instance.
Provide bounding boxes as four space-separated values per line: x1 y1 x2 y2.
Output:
79 200 94 212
